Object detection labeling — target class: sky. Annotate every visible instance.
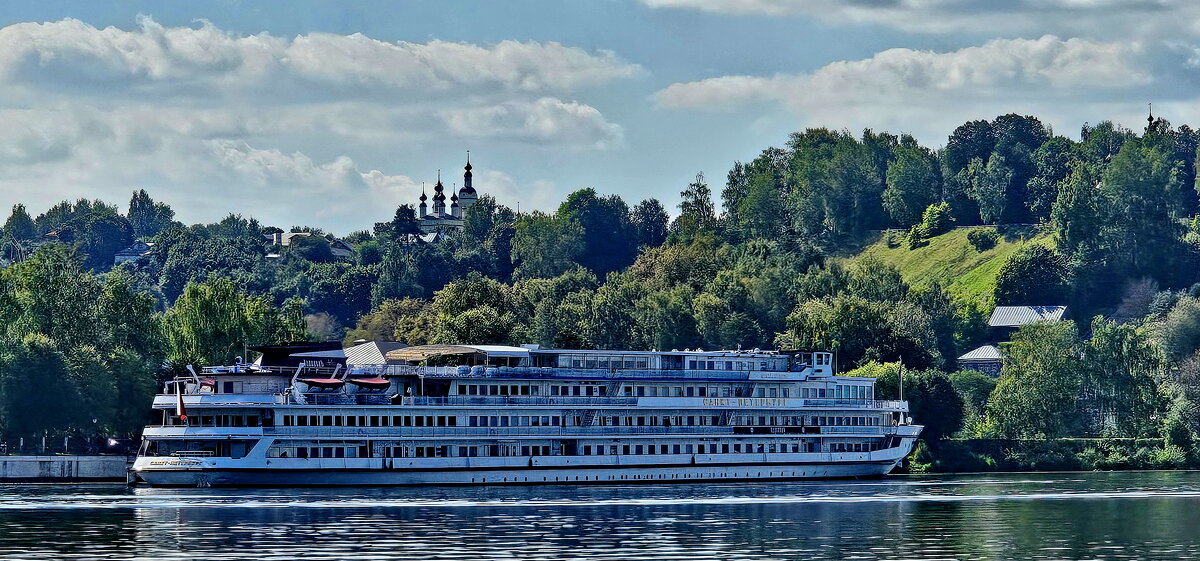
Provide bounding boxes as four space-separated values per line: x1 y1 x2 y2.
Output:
0 0 1196 233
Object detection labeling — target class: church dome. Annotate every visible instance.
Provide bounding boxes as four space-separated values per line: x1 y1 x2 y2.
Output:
460 154 476 196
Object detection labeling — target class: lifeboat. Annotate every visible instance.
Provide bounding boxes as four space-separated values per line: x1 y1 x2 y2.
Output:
298 377 345 389
346 377 390 390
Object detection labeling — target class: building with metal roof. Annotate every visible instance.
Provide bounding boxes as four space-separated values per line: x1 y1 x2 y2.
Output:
956 344 1003 376
988 306 1068 328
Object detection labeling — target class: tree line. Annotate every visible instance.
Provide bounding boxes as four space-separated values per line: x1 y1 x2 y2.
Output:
5 113 1200 469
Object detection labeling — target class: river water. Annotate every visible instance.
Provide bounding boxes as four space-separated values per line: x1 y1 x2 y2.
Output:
1 471 1199 560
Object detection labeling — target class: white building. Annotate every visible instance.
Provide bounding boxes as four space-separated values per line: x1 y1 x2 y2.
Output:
416 156 479 233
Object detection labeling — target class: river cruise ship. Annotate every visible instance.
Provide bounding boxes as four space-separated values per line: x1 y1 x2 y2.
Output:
130 344 922 486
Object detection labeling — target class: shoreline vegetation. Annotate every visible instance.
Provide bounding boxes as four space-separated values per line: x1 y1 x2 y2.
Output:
4 113 1200 471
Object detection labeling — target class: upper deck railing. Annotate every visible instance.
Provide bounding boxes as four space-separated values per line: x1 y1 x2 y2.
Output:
153 392 908 411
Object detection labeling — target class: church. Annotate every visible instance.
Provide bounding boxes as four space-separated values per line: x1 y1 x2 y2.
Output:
416 155 479 233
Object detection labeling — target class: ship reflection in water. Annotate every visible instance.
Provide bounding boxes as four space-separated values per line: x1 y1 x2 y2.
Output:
3 472 1200 560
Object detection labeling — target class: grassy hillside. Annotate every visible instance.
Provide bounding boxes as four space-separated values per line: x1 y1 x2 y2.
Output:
845 225 1053 304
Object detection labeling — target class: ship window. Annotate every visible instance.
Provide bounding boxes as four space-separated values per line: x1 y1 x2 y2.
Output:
769 388 778 398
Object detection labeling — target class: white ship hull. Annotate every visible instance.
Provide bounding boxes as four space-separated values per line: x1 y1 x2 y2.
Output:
132 439 918 487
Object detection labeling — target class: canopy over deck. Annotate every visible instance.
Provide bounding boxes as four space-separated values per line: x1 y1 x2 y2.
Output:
384 344 529 364
385 345 486 363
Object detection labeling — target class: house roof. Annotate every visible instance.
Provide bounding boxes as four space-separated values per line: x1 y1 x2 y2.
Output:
958 344 1002 361
988 306 1067 328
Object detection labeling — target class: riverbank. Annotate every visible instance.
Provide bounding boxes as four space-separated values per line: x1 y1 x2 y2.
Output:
0 456 129 482
907 438 1194 473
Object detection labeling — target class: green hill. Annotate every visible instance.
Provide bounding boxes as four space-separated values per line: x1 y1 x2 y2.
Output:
844 225 1053 304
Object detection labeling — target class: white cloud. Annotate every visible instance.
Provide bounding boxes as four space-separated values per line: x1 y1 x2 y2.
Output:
0 17 640 230
440 98 624 149
655 36 1164 143
659 36 1147 110
0 16 642 100
475 171 561 213
639 0 1200 38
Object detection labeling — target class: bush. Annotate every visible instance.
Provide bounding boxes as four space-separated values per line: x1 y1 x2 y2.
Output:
1154 445 1188 469
906 225 926 249
993 245 1071 305
919 202 954 237
1149 290 1181 318
967 228 1000 251
1077 447 1104 471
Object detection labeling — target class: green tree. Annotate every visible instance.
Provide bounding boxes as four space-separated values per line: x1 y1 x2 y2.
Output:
557 188 636 276
378 205 422 242
1158 296 1200 362
986 320 1082 438
630 198 669 249
127 189 176 238
824 137 884 235
2 245 102 350
1026 137 1076 220
969 154 1012 224
2 204 37 241
633 286 700 351
345 298 432 345
944 120 996 175
918 202 954 237
993 245 1071 305
163 277 301 368
670 173 717 241
511 212 584 280
0 334 81 438
906 370 964 440
1051 166 1106 258
738 172 787 239
1101 140 1185 279
428 273 520 344
287 234 334 263
1082 317 1162 437
950 369 997 433
883 146 938 226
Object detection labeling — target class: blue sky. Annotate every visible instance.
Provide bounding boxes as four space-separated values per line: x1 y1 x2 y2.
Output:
0 1 1194 232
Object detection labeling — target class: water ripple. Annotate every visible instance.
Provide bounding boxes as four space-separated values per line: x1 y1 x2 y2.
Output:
1 473 1199 560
